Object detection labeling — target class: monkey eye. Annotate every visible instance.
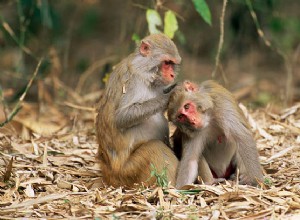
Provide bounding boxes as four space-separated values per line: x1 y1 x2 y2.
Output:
184 103 190 110
177 114 184 120
165 60 174 66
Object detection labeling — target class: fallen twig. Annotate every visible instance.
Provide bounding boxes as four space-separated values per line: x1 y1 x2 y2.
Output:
0 59 43 127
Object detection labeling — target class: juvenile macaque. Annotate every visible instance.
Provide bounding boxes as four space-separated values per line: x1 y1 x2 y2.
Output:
168 80 263 188
95 34 181 187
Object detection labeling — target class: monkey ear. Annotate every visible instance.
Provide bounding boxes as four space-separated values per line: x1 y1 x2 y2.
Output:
184 81 199 92
139 40 151 57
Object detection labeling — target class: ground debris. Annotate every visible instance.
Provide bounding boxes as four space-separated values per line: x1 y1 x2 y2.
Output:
0 102 300 219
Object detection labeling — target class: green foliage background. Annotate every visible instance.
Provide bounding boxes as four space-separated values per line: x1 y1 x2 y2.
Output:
0 0 299 105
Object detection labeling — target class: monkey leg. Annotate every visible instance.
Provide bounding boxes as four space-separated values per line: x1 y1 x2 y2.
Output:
197 157 229 185
110 140 178 187
197 156 215 184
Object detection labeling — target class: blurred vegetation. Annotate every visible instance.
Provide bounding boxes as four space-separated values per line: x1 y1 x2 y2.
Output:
0 0 299 108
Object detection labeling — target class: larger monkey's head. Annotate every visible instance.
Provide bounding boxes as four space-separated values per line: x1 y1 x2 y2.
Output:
133 33 181 86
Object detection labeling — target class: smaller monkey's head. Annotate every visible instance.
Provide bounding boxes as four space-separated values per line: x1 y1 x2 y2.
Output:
168 81 213 134
134 33 181 86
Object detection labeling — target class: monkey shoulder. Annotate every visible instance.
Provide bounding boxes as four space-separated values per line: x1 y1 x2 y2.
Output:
200 81 243 118
200 80 234 99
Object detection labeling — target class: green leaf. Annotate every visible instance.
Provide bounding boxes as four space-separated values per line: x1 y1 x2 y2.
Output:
150 170 155 177
39 0 53 28
264 177 273 186
131 33 141 44
177 189 202 195
191 0 212 26
164 10 178 39
146 9 162 34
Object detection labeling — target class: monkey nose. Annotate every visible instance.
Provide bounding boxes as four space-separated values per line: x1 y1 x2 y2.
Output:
190 117 197 124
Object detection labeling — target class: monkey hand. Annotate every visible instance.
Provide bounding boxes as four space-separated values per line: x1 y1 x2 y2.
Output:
163 83 178 94
159 90 175 111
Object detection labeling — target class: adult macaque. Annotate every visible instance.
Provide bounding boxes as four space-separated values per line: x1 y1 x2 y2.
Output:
168 80 263 188
95 34 181 187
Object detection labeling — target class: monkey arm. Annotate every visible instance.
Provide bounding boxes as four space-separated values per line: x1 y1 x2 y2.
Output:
176 137 205 188
115 95 168 129
215 96 263 185
235 132 264 184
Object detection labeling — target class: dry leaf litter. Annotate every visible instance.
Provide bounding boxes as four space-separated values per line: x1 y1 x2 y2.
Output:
0 101 300 219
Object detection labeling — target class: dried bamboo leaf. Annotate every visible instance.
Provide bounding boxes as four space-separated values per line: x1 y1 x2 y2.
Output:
3 157 13 182
265 146 295 163
1 99 300 219
2 193 68 210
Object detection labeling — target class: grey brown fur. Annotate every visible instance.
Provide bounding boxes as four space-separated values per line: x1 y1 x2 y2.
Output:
95 34 181 187
168 80 264 188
